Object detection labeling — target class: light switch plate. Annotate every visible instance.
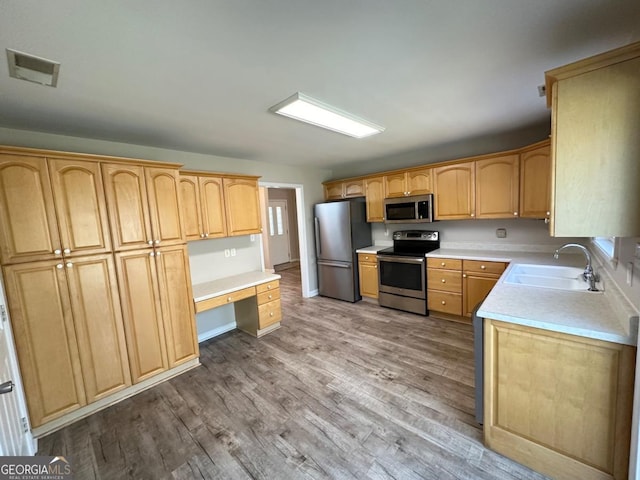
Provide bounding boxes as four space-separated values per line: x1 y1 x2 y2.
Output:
224 249 230 258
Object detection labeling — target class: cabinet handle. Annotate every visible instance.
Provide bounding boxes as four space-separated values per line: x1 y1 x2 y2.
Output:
148 240 154 245
204 233 209 238
268 295 272 299
149 252 155 257
463 274 467 278
154 240 160 245
513 212 518 216
374 265 377 269
64 248 71 254
270 312 274 317
54 249 62 255
56 263 63 269
481 265 486 270
470 213 475 217
544 218 550 224
267 285 272 290
441 279 446 283
200 233 205 238
365 256 369 260
440 262 445 267
66 262 73 268
441 300 446 305
546 211 550 216
227 296 232 302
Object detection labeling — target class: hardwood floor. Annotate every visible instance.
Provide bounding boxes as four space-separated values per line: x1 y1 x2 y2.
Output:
38 267 548 479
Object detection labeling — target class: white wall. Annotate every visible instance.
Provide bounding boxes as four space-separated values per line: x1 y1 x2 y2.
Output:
593 237 640 311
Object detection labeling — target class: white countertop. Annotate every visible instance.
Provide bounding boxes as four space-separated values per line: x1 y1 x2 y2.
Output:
192 271 281 303
427 248 639 346
356 245 391 254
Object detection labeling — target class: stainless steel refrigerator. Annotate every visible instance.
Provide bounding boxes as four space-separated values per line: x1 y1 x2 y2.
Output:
314 199 372 302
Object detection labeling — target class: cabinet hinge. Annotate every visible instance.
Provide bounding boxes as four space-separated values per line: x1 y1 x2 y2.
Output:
21 416 29 433
1 305 6 323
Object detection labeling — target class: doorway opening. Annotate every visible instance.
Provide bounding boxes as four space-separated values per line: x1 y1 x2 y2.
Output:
259 183 311 298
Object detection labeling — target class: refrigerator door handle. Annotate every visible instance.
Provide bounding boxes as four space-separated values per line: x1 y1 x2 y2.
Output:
317 260 352 269
315 217 321 257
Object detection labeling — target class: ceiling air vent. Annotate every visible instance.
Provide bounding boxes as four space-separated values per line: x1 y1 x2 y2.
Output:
6 49 60 87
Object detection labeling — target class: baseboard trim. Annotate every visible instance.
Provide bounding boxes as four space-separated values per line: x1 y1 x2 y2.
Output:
197 322 237 343
32 359 200 438
307 289 319 297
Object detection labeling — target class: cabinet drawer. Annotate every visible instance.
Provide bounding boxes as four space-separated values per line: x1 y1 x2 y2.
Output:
195 286 256 313
427 258 462 270
427 270 462 293
258 299 282 328
257 287 280 305
256 280 279 294
358 253 377 264
428 291 462 316
463 260 507 275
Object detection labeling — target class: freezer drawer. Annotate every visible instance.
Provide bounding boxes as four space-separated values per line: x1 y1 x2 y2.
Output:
317 260 359 302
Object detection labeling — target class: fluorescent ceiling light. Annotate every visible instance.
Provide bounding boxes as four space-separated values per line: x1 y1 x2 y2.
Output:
269 92 384 138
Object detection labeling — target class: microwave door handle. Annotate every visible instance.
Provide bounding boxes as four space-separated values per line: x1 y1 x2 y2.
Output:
315 217 321 257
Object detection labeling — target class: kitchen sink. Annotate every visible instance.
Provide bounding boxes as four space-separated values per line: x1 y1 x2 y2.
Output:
504 264 603 292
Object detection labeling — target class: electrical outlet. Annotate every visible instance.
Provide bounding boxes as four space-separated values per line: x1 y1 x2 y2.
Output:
496 228 507 238
224 249 230 258
250 234 255 242
231 248 236 257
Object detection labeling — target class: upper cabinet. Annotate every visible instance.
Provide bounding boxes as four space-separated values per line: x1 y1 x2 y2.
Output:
475 155 519 219
384 168 432 198
179 172 228 240
102 163 184 251
323 179 364 200
519 142 551 220
223 176 262 236
545 41 640 236
433 162 475 220
364 176 385 223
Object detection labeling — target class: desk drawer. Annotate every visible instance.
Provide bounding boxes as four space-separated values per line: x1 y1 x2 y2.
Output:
194 286 256 313
428 291 462 315
256 280 279 294
258 299 282 328
427 270 462 293
257 287 280 305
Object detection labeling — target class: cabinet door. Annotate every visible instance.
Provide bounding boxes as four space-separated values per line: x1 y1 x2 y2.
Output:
343 179 364 198
2 260 86 427
384 172 407 198
102 164 153 251
476 155 519 219
433 162 475 220
358 260 379 298
49 158 112 256
200 176 227 238
115 250 168 383
145 167 185 246
0 154 60 264
462 273 499 317
519 144 551 219
324 182 344 200
65 254 131 402
179 175 203 241
155 245 199 368
407 168 432 195
223 177 261 236
365 177 385 223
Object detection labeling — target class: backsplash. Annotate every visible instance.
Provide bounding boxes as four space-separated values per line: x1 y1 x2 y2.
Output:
593 237 640 311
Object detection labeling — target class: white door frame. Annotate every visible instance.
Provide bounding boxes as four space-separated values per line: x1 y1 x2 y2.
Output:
259 182 312 298
267 199 291 266
0 278 37 455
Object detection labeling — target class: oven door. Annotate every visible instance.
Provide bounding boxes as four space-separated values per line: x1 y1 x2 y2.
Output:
377 255 426 299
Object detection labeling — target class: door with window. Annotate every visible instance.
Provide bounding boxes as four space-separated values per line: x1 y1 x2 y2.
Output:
268 200 290 266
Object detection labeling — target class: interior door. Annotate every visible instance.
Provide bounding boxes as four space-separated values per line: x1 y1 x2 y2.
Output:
0 281 35 455
268 200 291 266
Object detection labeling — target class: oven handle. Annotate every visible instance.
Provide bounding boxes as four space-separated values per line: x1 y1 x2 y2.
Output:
377 255 425 265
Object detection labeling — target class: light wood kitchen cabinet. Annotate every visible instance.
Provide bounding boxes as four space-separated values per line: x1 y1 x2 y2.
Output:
256 280 282 329
223 176 261 236
475 155 519 219
427 257 462 316
0 154 61 264
433 162 475 220
545 42 640 236
462 260 506 317
2 254 133 427
364 177 385 223
179 172 227 240
358 253 378 299
102 163 184 251
323 179 364 200
485 320 635 480
384 168 432 198
519 142 551 219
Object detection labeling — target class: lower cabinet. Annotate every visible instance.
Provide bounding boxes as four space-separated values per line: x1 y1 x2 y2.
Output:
2 254 131 427
358 253 378 299
256 280 282 329
484 320 635 480
462 260 506 317
115 244 198 383
427 257 462 315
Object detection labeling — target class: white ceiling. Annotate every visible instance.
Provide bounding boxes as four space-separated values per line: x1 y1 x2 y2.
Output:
0 1 638 168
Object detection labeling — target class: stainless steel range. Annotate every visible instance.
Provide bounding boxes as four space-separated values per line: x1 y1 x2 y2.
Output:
377 230 440 315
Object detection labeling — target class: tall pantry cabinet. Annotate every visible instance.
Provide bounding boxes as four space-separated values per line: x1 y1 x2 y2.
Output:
0 148 198 430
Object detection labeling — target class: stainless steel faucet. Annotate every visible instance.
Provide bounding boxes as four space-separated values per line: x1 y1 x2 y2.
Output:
553 243 600 291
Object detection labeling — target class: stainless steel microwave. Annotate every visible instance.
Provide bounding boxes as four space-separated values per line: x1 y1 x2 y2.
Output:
384 194 434 223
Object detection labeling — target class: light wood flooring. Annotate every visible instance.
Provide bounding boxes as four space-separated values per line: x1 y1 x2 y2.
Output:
38 267 548 479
